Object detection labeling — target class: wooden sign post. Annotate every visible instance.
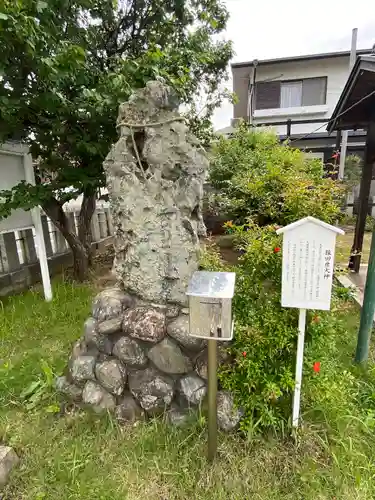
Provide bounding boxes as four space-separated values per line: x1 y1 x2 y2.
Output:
276 217 344 427
187 271 236 461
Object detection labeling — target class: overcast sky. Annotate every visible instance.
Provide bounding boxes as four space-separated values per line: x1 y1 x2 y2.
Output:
213 0 375 129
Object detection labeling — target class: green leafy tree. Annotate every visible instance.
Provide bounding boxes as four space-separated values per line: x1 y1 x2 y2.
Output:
0 0 232 280
209 122 344 226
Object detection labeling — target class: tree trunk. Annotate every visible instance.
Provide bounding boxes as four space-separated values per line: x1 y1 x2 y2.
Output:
78 188 97 267
42 196 94 282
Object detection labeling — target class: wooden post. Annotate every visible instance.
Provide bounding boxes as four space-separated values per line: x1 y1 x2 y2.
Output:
349 120 375 272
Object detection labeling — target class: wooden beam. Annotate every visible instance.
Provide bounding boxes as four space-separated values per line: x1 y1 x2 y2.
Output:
349 119 375 272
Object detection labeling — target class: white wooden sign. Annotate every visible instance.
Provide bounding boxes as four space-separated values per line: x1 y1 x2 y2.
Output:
277 217 344 311
276 216 344 428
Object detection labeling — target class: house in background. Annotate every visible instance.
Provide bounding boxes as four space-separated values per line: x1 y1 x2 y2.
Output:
219 49 373 163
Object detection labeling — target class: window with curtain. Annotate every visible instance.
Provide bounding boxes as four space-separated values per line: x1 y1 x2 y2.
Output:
280 81 302 107
255 77 327 110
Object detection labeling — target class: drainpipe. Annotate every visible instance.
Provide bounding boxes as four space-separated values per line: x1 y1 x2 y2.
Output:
247 59 258 125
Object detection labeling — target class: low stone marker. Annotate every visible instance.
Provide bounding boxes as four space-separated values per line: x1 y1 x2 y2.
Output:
0 446 19 489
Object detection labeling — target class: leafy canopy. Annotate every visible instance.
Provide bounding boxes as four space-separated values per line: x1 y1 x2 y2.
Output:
209 123 344 226
0 0 233 217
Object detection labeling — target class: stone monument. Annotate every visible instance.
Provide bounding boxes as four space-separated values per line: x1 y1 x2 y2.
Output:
57 81 241 429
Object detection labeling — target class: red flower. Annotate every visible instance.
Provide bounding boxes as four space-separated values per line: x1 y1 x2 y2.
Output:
313 362 321 373
273 247 281 253
242 351 247 357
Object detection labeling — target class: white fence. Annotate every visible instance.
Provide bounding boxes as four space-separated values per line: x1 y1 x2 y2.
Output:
0 205 113 279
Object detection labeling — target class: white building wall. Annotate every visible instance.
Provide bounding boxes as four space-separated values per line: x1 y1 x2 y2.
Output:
252 56 352 136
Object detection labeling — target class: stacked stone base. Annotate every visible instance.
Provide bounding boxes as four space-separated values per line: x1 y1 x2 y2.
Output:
57 286 241 430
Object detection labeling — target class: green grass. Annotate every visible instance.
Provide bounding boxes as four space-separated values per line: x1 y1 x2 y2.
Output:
336 230 371 265
1 280 375 499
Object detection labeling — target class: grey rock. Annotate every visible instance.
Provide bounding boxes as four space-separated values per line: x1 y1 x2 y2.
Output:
123 307 166 343
166 306 180 318
195 347 230 381
217 391 243 432
82 381 116 413
103 80 208 306
194 350 208 380
0 446 19 488
92 287 132 322
55 375 82 401
147 338 192 374
70 355 96 383
167 404 192 426
84 318 112 355
112 336 147 368
71 338 88 359
128 367 174 414
84 317 98 337
167 315 205 351
115 393 145 423
95 359 126 396
178 373 206 406
98 317 123 335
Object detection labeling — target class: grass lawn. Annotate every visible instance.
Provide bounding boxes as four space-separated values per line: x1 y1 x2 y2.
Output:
336 230 371 265
1 280 375 499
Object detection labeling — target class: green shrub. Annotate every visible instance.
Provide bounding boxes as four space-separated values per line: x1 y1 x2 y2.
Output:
201 222 346 435
209 122 344 226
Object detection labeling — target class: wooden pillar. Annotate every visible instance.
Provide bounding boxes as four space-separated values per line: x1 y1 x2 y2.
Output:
349 121 375 272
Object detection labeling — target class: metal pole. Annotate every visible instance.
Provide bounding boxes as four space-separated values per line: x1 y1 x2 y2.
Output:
292 308 306 427
207 338 217 461
339 28 358 180
355 226 375 362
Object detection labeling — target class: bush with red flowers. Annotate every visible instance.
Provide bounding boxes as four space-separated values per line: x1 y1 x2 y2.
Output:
201 221 333 434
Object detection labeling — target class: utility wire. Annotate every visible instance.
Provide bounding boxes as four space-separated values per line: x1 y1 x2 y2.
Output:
287 88 375 144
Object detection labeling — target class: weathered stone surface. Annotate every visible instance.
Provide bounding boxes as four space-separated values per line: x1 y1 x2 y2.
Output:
166 306 180 318
70 355 96 384
147 338 192 374
95 359 126 396
123 307 165 343
112 336 147 368
217 391 243 432
84 317 112 355
82 381 116 412
0 446 19 488
194 350 208 380
181 308 189 315
128 367 174 414
55 375 82 401
115 393 145 423
167 315 205 351
194 347 230 381
103 80 208 306
167 404 191 426
92 287 132 322
178 373 206 406
98 317 123 335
